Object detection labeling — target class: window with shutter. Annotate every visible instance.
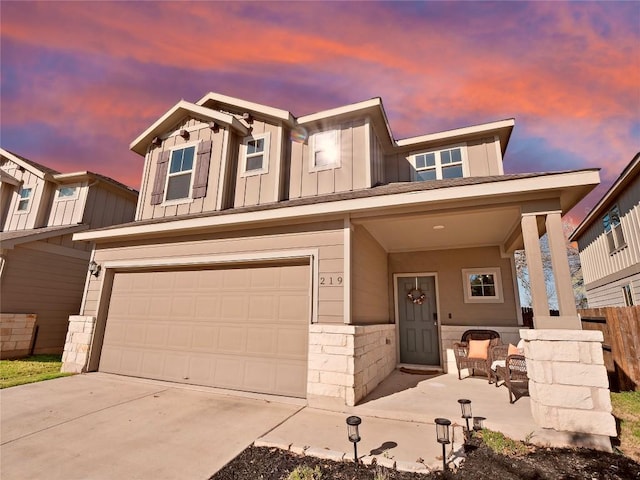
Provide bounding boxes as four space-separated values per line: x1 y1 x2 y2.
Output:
603 205 626 253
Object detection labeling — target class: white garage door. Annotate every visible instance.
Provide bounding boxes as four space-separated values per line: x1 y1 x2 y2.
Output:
99 263 310 398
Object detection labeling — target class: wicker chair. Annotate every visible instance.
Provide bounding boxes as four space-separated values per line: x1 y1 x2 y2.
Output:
453 329 501 382
494 354 529 403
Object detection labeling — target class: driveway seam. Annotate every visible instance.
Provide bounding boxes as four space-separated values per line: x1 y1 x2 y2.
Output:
257 405 307 440
1 387 170 445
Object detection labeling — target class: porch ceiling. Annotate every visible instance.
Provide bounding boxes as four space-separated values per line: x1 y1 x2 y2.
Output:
356 205 522 253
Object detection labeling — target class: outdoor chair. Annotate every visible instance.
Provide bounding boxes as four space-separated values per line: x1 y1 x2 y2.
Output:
494 354 529 403
453 329 501 382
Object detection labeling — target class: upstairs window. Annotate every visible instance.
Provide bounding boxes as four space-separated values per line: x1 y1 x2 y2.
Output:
311 130 340 171
241 133 270 176
17 187 32 212
603 205 626 253
57 185 79 200
412 146 465 181
165 145 195 201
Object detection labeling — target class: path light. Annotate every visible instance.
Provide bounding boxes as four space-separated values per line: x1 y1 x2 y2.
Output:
346 416 361 463
434 418 451 471
458 399 472 436
473 416 486 431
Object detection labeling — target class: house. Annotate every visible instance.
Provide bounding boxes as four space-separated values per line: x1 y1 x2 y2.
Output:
0 148 138 358
569 152 640 307
65 93 600 407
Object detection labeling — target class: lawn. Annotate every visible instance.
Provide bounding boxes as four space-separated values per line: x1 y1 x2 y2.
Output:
0 354 72 388
612 390 640 462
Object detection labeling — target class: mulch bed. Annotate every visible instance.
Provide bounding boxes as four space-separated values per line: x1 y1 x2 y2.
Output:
209 443 640 480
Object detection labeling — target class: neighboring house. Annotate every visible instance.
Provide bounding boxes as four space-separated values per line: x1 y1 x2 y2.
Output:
68 93 599 407
0 148 138 357
570 153 640 307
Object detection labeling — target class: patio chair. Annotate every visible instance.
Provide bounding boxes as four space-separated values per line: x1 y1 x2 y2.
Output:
494 353 529 403
453 329 501 382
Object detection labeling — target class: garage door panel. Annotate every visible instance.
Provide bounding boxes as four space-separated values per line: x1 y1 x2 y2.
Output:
100 264 309 397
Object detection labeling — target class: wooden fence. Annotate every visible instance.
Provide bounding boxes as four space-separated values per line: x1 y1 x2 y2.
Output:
579 306 640 392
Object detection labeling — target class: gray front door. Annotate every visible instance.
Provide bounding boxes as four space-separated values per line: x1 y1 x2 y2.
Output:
397 276 439 365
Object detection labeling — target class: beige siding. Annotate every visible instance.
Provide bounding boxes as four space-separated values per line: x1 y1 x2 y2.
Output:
82 185 136 229
352 225 389 324
2 168 47 231
289 120 369 198
370 126 385 186
388 246 518 327
0 243 88 353
84 221 346 324
466 137 502 176
577 176 640 285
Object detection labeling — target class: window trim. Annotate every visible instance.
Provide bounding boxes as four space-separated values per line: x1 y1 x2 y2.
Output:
56 184 80 201
603 204 626 254
240 132 271 177
309 129 341 172
162 140 200 206
16 186 34 214
410 144 468 181
462 267 504 303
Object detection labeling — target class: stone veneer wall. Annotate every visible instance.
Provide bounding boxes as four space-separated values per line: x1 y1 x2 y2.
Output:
440 325 524 375
61 315 96 373
308 324 396 408
0 313 37 359
520 329 616 450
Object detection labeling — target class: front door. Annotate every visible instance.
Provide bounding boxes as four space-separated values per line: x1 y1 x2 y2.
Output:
397 275 439 365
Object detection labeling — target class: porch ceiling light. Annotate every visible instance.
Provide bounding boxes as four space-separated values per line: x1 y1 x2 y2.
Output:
346 416 361 463
458 398 472 435
434 417 451 471
433 225 445 230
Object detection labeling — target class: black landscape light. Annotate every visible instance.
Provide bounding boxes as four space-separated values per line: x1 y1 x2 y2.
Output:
434 417 451 471
458 398 472 436
346 416 361 463
473 416 486 431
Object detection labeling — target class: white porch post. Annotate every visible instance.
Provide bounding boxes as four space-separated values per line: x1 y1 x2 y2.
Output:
521 214 550 325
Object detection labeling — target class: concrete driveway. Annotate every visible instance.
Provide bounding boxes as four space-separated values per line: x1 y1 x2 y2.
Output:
0 373 303 480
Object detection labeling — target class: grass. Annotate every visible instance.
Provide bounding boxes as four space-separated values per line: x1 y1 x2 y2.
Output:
0 354 72 389
611 390 640 462
477 429 530 456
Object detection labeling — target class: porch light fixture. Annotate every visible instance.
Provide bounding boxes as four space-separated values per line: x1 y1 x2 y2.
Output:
179 129 190 139
151 136 162 147
208 121 220 133
473 416 486 431
458 398 472 435
346 416 361 463
434 417 451 471
242 112 253 123
88 260 101 278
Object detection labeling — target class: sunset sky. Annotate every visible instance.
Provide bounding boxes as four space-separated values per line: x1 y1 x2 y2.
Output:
1 1 638 225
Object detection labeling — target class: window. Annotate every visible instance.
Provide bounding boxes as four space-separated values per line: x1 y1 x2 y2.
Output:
57 185 79 200
241 133 270 176
311 130 340 171
17 187 32 212
603 205 626 253
412 146 465 181
622 284 634 306
462 268 504 303
165 145 196 201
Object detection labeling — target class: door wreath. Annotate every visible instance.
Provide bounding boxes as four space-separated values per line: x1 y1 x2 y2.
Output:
407 288 426 305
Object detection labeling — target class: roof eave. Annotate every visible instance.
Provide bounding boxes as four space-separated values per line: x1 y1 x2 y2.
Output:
2 224 90 249
195 92 294 125
0 147 56 180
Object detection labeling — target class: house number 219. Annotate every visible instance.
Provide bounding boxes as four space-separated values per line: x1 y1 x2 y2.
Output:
320 275 343 286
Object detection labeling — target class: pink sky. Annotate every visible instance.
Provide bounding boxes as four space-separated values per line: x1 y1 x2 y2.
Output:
1 1 638 225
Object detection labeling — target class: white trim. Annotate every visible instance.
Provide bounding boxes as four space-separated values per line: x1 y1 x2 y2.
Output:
509 255 524 325
240 132 271 177
216 128 230 210
79 248 96 316
494 135 504 175
343 216 352 324
393 272 442 367
309 129 341 172
161 140 200 205
195 92 294 123
396 119 515 147
364 118 372 188
409 143 468 181
136 146 151 220
74 170 601 242
298 98 381 125
273 125 283 203
462 267 504 303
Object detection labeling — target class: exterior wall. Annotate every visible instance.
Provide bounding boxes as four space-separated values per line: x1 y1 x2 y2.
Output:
2 167 47 231
0 241 90 353
352 225 389 324
289 120 369 199
47 181 88 226
370 125 385 186
81 184 136 229
61 315 96 373
308 324 396 408
83 221 346 325
383 136 503 183
585 271 640 307
0 313 37 359
521 329 616 451
137 118 227 221
233 119 282 207
577 174 640 295
388 246 519 327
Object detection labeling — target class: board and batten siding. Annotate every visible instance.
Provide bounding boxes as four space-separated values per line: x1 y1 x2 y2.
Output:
2 169 48 231
289 120 369 199
370 126 385 187
0 241 89 353
138 118 226 221
82 221 346 324
352 225 389 324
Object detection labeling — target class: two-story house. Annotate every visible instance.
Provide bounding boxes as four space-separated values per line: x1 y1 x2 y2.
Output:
66 93 599 407
0 148 138 358
570 152 640 307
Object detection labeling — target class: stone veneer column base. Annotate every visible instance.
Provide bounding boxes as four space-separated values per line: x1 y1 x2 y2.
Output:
520 329 616 452
307 324 396 408
61 315 96 373
0 313 37 359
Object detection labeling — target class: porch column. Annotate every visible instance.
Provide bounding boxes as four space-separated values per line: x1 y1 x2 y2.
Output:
521 214 550 325
546 212 580 328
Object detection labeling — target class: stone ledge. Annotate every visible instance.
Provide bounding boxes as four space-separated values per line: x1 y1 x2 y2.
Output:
304 447 345 462
254 438 292 450
520 329 603 342
395 460 430 473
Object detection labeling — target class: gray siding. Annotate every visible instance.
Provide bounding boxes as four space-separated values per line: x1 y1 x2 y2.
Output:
586 272 640 307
